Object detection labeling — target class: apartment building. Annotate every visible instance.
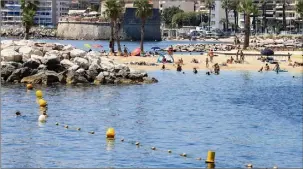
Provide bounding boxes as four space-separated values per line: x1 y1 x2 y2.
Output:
195 0 301 31
1 0 101 26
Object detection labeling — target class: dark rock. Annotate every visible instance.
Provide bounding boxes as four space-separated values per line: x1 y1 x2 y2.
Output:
6 61 22 69
66 70 88 84
143 77 158 84
85 69 99 82
1 64 16 80
21 70 60 85
6 67 36 82
23 59 40 69
46 64 65 73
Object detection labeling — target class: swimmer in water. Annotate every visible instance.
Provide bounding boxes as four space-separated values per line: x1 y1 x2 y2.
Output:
193 68 198 74
16 111 21 116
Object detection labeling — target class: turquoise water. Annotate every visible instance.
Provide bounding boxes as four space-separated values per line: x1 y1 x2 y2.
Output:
1 71 302 168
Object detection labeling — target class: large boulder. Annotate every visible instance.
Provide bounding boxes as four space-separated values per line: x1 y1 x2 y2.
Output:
42 55 60 65
6 67 37 82
1 49 22 62
84 51 102 63
21 70 60 85
70 49 86 58
73 57 89 69
60 59 76 69
31 55 44 63
62 44 74 51
45 50 61 58
23 59 40 69
1 63 17 80
19 46 43 62
66 70 88 84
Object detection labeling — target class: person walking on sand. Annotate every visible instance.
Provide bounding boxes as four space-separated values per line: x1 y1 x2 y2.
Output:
288 53 291 62
240 50 244 63
208 50 214 63
236 50 239 61
265 63 270 71
206 57 209 68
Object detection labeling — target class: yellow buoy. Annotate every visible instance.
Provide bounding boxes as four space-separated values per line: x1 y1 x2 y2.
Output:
106 127 115 138
207 163 215 169
205 151 215 163
36 90 43 98
26 84 33 90
38 99 47 107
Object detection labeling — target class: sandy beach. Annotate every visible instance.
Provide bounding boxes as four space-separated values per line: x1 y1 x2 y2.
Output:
112 51 303 74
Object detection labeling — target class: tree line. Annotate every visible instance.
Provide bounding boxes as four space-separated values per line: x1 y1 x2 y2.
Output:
16 0 303 50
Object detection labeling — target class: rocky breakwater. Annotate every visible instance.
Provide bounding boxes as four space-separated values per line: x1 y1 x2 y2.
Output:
1 27 56 39
1 40 158 85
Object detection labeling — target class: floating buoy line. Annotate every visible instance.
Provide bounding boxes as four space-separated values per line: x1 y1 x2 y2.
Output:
25 84 279 168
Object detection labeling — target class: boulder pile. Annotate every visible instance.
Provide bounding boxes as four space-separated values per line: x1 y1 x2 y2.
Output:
1 40 158 85
1 27 56 39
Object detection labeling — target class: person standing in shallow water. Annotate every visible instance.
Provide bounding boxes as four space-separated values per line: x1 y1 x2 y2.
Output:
193 68 198 74
177 64 182 72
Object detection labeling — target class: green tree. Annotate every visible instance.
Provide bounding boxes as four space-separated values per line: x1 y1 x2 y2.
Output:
221 0 231 31
161 6 183 28
20 0 39 40
238 0 258 49
134 0 153 54
104 0 124 55
172 12 206 28
205 0 215 31
296 0 303 18
230 0 239 32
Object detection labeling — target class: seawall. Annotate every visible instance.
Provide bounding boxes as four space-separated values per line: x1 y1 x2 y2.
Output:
57 8 162 41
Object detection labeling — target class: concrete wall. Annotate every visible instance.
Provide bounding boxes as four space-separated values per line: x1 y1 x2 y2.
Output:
57 22 113 40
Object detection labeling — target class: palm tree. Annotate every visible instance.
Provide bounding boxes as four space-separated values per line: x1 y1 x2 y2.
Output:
221 0 231 31
134 0 153 54
238 0 258 49
230 0 239 32
220 18 227 31
296 0 303 19
20 0 39 40
205 0 215 31
104 0 124 55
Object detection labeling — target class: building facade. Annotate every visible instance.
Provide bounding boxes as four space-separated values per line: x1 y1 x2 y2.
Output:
196 0 301 31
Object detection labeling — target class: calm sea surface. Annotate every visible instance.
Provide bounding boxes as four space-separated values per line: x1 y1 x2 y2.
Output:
1 70 302 168
1 39 224 55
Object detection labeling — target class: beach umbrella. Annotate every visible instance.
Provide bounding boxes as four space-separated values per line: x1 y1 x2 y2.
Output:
261 48 274 56
84 44 91 48
151 46 161 50
93 44 103 48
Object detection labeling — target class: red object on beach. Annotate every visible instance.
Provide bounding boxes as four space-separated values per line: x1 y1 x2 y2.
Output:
93 44 103 48
131 48 141 56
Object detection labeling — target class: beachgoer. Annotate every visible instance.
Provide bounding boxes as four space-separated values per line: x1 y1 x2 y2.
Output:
16 111 21 116
209 50 214 63
88 49 92 52
258 67 263 72
265 63 270 71
162 57 167 63
180 58 183 65
231 56 234 64
177 64 182 72
288 53 291 62
236 50 239 60
213 63 220 75
274 62 280 74
193 68 198 74
206 71 211 75
240 50 244 63
123 45 128 57
206 58 209 68
161 64 165 70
